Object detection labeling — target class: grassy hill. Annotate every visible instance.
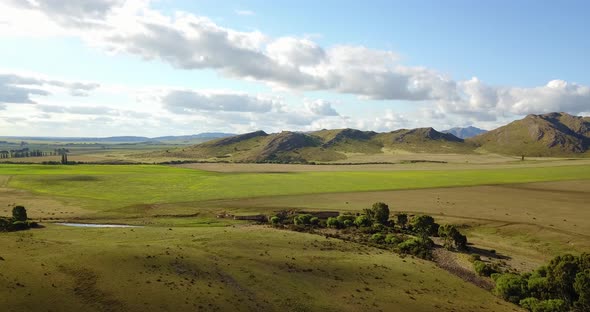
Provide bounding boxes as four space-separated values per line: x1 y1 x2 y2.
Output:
144 112 590 162
151 127 467 163
468 112 590 156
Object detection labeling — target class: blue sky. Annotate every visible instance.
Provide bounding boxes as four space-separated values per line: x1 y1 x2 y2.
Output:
0 0 588 136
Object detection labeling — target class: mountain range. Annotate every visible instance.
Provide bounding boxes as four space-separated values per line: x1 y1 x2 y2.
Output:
155 113 589 162
0 133 235 144
442 126 487 139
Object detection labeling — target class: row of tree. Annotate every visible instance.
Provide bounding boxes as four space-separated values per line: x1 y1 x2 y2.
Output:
0 148 69 159
270 202 468 259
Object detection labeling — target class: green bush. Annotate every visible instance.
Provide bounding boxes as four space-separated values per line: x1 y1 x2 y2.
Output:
370 233 385 244
337 214 356 225
293 214 313 225
397 237 433 259
474 260 499 277
9 221 29 231
520 298 567 312
310 217 320 226
270 216 281 225
354 215 371 227
493 273 528 304
12 206 27 221
326 217 340 228
385 234 403 245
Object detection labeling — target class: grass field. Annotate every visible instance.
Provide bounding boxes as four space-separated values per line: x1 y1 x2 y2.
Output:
2 163 590 214
1 160 589 311
0 225 519 312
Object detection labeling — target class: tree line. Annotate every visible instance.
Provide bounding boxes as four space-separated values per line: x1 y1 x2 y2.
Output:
0 148 69 159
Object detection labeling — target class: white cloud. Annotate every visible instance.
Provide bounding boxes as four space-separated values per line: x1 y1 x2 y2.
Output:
303 99 339 116
0 73 99 104
1 1 589 134
0 0 456 100
161 90 280 114
437 78 590 121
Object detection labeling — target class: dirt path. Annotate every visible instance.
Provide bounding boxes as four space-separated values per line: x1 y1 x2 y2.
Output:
432 247 494 290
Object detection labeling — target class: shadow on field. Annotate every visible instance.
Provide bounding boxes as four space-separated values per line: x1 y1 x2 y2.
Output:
468 245 511 260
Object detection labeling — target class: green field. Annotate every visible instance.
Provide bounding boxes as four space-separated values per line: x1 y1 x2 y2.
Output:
2 161 590 311
3 163 590 213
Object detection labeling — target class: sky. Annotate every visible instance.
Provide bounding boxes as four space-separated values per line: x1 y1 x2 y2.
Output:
0 0 588 137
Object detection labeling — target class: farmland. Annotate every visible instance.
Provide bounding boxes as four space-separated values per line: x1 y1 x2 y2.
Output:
1 160 589 311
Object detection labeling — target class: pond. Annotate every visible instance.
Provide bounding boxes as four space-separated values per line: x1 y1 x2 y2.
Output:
55 223 142 228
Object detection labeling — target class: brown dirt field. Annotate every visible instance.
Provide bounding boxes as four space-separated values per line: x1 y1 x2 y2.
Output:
194 179 590 269
176 158 590 172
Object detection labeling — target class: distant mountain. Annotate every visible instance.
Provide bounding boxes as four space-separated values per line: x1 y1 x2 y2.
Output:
153 127 469 163
468 112 590 156
154 132 234 141
0 133 235 144
443 126 487 139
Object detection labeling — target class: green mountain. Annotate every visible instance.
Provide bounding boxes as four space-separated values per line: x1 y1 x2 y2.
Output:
468 112 590 156
157 127 466 163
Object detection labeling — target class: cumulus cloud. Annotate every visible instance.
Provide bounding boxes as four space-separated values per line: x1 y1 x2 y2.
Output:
37 104 117 115
158 89 342 129
437 78 590 121
304 99 339 116
1 0 455 101
161 91 280 114
3 1 590 126
0 73 99 104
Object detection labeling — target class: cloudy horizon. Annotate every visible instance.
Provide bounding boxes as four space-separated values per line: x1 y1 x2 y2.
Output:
0 0 588 137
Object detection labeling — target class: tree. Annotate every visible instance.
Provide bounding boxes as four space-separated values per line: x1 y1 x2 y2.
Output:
546 254 580 305
370 202 390 224
270 216 281 226
574 269 590 311
395 213 408 229
354 215 371 227
493 273 529 304
326 217 340 228
12 206 27 221
411 215 439 239
294 214 313 225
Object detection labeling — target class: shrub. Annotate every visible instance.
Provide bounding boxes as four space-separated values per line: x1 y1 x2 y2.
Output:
370 202 390 225
397 237 433 259
371 223 387 233
520 298 567 312
0 218 10 231
354 215 371 227
310 217 320 226
370 233 385 244
411 215 439 238
493 273 529 304
343 219 353 228
385 234 403 245
12 206 27 221
9 221 29 231
337 214 356 225
293 214 313 225
474 260 499 277
270 216 281 226
326 217 340 229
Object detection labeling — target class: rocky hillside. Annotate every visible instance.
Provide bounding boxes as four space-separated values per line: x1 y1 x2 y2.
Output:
156 127 466 162
148 112 589 162
468 112 590 156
